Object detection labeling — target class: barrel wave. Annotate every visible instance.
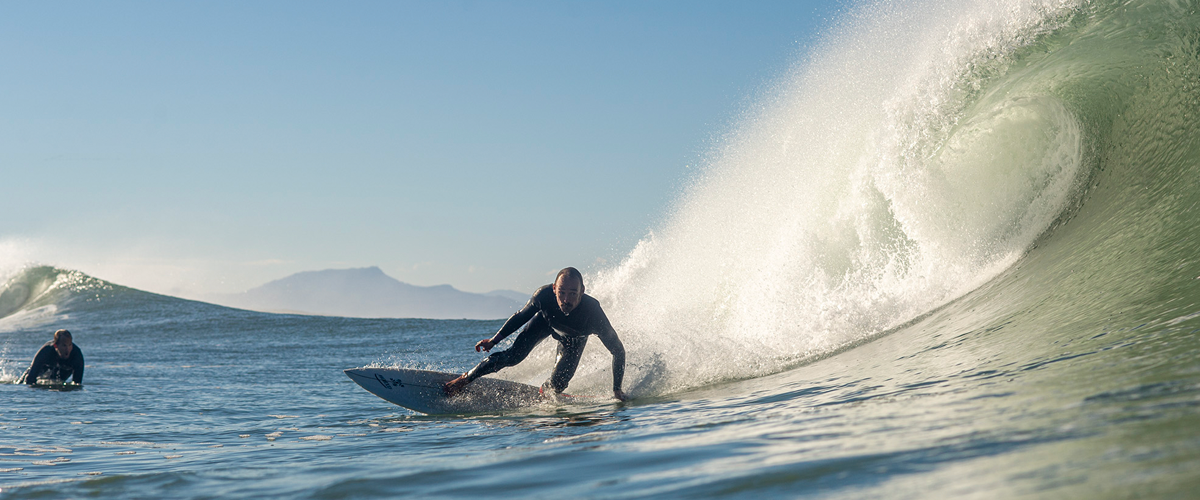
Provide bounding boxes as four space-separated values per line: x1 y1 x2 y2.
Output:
3 0 1199 497
591 0 1200 392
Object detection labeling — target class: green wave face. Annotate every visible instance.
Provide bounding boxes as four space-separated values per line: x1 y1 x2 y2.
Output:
926 0 1200 330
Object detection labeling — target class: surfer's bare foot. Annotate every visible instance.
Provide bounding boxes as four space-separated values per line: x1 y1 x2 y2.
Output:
443 375 470 396
539 381 562 402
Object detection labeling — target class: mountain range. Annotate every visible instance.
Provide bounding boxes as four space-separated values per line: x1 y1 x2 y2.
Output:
204 266 527 319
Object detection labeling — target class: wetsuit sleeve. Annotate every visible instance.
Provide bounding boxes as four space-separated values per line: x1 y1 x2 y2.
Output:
492 296 540 343
593 311 625 392
71 348 84 384
21 346 55 385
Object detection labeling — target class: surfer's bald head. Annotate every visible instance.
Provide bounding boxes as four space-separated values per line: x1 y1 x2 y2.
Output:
555 267 583 287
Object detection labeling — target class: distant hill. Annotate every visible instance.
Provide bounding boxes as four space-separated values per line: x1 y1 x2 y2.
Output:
205 267 526 319
485 289 532 303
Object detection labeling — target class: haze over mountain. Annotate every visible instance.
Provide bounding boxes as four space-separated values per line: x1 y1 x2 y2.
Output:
204 267 526 319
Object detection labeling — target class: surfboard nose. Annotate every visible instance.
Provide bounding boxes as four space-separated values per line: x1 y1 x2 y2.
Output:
344 368 377 386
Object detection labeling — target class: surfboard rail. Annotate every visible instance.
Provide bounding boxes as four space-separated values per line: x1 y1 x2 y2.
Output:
344 367 548 414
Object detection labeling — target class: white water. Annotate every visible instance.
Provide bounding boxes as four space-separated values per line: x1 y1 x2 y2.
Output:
588 0 1086 392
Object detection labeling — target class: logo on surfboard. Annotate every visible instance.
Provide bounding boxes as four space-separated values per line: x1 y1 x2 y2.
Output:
375 373 404 389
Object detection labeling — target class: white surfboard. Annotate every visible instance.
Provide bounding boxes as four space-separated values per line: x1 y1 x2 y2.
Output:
344 367 551 414
28 382 84 391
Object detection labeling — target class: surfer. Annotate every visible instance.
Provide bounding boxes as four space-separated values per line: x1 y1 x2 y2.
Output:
444 267 628 401
18 329 85 385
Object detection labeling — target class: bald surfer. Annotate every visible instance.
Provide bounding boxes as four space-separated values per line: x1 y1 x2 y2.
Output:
19 329 85 385
443 267 628 401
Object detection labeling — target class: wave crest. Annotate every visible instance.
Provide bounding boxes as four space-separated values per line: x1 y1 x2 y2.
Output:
0 266 114 321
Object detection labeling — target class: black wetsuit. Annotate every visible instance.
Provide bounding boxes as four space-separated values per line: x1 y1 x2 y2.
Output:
465 285 625 393
19 342 85 385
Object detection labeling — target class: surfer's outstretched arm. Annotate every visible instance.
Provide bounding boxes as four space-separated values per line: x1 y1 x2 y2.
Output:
476 297 539 352
595 312 627 401
20 345 56 385
70 349 85 384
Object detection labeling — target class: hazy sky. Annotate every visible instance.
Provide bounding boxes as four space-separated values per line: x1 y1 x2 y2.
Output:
1 1 844 297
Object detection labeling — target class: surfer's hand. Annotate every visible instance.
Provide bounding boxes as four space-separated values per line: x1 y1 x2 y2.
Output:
475 339 495 352
613 389 628 402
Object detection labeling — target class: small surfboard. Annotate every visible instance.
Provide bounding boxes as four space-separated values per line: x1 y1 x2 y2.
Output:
28 382 83 391
345 367 562 414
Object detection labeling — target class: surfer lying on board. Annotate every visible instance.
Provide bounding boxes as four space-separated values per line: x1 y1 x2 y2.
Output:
18 329 85 385
444 267 628 401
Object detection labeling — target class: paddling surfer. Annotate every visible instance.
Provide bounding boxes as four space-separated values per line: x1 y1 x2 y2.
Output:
18 329 85 385
444 267 628 401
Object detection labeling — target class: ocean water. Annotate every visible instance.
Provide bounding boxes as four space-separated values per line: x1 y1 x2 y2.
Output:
4 0 1200 497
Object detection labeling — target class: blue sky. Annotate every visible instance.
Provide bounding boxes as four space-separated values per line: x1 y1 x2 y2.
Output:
1 1 845 297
